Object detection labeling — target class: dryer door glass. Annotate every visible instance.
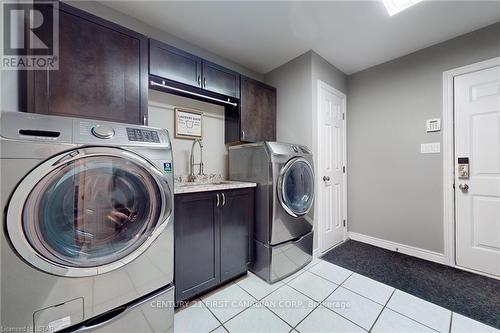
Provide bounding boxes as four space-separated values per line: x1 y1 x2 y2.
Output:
22 156 163 268
281 159 314 216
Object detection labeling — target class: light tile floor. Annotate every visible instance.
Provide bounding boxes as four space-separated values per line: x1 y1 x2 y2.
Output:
174 258 500 333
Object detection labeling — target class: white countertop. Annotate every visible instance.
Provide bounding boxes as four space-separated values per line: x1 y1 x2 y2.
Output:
174 181 257 194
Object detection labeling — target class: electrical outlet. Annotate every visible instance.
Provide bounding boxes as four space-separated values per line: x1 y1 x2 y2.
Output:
421 142 440 154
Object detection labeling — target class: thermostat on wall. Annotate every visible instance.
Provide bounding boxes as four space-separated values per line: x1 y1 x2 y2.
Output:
426 118 441 132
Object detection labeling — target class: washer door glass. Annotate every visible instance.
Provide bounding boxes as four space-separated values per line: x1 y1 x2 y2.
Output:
22 155 163 268
280 159 314 216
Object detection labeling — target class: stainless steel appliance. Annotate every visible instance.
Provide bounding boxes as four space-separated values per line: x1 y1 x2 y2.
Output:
0 111 174 332
229 142 314 283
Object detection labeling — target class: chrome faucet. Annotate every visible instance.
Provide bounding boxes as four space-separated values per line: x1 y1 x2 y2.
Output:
190 139 204 177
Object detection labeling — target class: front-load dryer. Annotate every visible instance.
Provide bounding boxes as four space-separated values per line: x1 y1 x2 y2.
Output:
0 111 174 332
229 142 314 283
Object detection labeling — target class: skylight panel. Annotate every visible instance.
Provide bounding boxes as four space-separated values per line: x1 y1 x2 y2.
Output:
383 0 424 16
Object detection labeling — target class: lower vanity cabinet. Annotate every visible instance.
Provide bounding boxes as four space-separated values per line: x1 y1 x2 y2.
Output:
174 188 254 303
174 191 220 303
219 189 254 283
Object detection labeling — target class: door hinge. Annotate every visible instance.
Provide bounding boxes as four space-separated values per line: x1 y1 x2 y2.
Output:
343 166 346 173
343 219 346 227
342 113 345 120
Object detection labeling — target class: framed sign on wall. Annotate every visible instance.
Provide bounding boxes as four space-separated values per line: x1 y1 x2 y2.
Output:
174 108 203 139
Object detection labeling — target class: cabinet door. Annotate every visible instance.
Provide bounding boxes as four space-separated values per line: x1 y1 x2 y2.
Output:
32 3 148 125
202 61 240 98
175 192 220 302
240 76 276 142
220 188 254 282
149 39 202 88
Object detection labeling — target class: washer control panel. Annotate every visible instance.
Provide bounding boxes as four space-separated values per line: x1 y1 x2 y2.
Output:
91 124 115 139
126 127 160 143
74 120 169 147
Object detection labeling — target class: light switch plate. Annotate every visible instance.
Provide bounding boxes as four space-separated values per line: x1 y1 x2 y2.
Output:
426 118 441 132
421 142 440 154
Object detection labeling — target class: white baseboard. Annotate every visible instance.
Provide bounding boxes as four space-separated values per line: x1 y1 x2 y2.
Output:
348 232 447 265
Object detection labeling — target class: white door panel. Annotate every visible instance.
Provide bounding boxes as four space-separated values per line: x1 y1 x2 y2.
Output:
318 82 345 252
454 65 500 277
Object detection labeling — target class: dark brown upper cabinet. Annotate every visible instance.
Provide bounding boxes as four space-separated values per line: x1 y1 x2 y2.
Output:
149 40 202 88
30 3 148 125
149 39 240 99
202 61 240 99
225 76 277 144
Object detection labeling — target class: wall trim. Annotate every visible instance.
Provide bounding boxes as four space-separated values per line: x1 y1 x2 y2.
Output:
348 232 447 265
442 56 500 267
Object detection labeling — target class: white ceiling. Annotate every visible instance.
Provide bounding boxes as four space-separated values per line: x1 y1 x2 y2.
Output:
99 1 500 75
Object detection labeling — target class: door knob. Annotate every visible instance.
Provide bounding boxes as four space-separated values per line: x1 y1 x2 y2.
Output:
458 183 469 192
323 176 330 182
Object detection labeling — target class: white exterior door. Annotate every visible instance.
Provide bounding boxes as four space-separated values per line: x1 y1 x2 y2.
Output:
317 81 346 253
454 65 500 277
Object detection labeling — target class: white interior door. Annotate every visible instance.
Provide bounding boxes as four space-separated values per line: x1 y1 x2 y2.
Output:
317 81 346 253
454 65 500 277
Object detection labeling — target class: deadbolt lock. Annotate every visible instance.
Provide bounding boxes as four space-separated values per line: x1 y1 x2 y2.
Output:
458 157 469 179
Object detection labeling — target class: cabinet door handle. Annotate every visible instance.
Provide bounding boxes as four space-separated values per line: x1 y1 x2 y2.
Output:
216 193 220 207
222 193 225 206
143 114 147 125
197 75 201 86
203 77 207 87
241 130 245 140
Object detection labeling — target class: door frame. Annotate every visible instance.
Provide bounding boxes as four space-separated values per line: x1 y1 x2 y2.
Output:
442 56 500 275
314 80 348 256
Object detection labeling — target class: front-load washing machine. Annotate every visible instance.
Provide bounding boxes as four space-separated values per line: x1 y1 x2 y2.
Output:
0 111 174 332
229 142 314 283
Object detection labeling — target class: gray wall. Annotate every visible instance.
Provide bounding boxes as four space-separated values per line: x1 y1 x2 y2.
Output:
265 51 313 147
265 50 347 149
347 22 500 253
265 50 347 251
311 51 347 94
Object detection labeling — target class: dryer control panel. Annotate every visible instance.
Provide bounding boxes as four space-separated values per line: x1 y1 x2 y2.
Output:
126 127 160 143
